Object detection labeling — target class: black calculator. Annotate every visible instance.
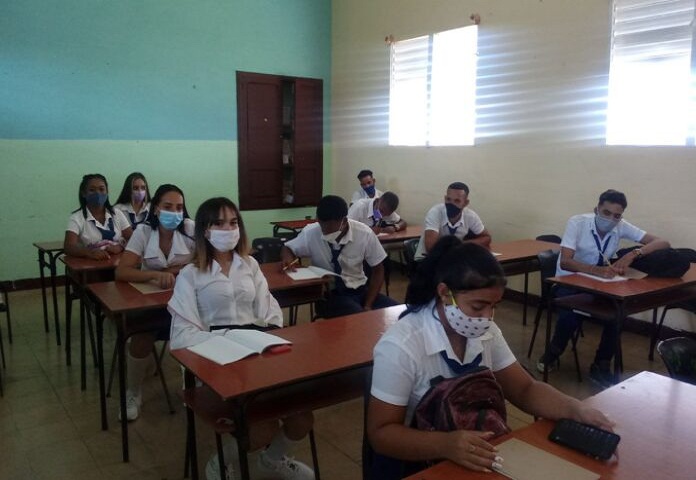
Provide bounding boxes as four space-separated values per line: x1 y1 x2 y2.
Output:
548 418 620 460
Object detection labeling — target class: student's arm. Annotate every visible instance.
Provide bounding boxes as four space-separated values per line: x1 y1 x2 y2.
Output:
115 251 175 289
363 262 385 310
423 230 440 255
379 218 407 234
612 233 671 272
465 228 492 248
280 245 299 271
495 361 614 431
560 246 617 278
63 231 109 260
249 256 284 328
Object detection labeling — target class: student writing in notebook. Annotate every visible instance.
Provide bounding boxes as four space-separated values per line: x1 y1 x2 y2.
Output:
350 169 382 205
64 173 132 259
367 237 613 479
115 184 194 421
347 191 407 234
168 197 314 480
281 195 399 318
415 182 491 260
537 189 670 387
113 171 151 230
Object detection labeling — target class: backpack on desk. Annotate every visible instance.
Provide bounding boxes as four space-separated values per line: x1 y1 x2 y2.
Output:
411 366 510 437
616 247 691 278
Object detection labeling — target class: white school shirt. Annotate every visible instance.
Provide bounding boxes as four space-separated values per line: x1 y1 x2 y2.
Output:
284 220 387 290
347 198 401 227
124 219 195 271
414 204 485 259
371 301 516 424
114 202 151 229
557 213 646 276
66 208 131 248
350 187 382 205
168 254 283 349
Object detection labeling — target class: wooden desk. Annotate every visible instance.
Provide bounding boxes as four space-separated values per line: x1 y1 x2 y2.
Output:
270 218 316 237
171 304 404 479
377 225 423 244
406 371 695 480
87 261 329 463
545 265 696 381
33 240 65 345
491 239 561 325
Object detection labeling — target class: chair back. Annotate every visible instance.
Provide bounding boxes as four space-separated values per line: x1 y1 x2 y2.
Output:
251 237 284 264
657 337 696 385
537 249 560 299
402 238 420 273
536 234 562 244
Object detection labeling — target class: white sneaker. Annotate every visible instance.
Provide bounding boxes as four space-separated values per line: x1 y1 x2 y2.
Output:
257 452 315 480
118 392 141 422
205 452 236 480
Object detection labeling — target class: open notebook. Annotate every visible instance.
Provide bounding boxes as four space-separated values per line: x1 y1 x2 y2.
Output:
285 265 340 281
577 267 648 282
187 330 291 365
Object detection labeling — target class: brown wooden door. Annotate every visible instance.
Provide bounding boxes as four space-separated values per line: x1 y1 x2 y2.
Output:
293 78 323 206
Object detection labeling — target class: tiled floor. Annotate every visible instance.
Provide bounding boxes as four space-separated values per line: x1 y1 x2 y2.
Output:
0 269 669 479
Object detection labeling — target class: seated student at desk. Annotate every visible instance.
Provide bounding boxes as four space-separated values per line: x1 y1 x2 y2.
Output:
351 169 383 205
168 197 314 480
281 195 399 318
115 184 194 421
537 189 670 387
113 172 151 230
367 238 613 479
347 191 407 234
64 173 132 259
415 182 491 260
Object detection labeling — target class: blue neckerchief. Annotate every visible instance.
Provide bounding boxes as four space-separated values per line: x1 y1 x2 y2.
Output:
446 223 458 236
328 242 347 290
439 351 483 376
92 217 115 241
591 229 612 266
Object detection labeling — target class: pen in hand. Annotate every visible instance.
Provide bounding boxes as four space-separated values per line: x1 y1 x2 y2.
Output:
282 258 299 271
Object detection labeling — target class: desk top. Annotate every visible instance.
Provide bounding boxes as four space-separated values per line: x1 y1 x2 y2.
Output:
270 219 317 230
377 225 423 244
406 371 695 480
549 263 696 300
259 262 329 291
33 240 65 252
171 305 404 400
61 254 121 272
491 239 560 264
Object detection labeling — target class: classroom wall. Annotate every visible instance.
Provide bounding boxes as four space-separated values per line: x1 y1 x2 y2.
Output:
1 0 332 280
331 0 696 331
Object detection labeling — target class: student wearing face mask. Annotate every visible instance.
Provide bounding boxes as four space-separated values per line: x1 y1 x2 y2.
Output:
114 172 151 229
347 191 407 234
115 184 194 421
281 195 399 318
537 189 670 387
415 182 491 260
168 197 314 480
366 237 614 479
350 169 383 205
64 173 133 259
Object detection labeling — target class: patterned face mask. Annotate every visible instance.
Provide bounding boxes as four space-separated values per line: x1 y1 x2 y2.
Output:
443 291 493 339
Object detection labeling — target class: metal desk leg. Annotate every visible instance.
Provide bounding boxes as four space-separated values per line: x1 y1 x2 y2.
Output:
38 249 50 333
117 314 130 462
543 300 553 383
49 251 62 345
80 295 87 391
522 272 529 326
613 302 625 384
184 370 199 480
95 303 108 431
235 403 251 480
65 270 72 366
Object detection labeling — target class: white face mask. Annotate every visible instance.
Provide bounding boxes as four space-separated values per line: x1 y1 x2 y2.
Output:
321 219 345 243
595 214 619 234
207 229 240 252
443 292 493 339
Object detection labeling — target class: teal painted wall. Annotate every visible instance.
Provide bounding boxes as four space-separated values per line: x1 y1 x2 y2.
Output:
1 0 332 280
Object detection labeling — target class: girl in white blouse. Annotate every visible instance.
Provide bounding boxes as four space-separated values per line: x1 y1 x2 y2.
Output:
168 197 315 480
113 172 152 230
115 184 194 421
64 174 132 259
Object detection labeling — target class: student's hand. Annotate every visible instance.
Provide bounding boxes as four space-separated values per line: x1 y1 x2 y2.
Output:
105 244 123 255
88 249 110 260
154 271 176 289
371 226 381 234
611 254 634 273
444 430 500 472
593 266 618 279
382 225 397 234
573 406 616 432
281 257 299 272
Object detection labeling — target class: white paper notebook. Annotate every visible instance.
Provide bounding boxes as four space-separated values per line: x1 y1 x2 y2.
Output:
187 330 291 365
129 281 171 294
285 266 340 281
577 267 647 282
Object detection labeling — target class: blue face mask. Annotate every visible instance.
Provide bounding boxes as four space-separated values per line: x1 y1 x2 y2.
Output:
85 192 108 207
363 184 376 196
159 210 183 230
445 202 462 219
373 208 383 221
595 214 619 234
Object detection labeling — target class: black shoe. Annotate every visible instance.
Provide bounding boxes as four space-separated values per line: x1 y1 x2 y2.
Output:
589 363 616 388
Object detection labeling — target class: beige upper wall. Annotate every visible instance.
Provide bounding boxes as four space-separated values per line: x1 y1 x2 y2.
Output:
331 0 696 329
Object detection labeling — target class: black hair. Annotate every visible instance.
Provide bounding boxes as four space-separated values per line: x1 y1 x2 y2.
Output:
114 172 151 206
447 182 470 195
193 197 249 271
378 191 399 212
598 189 627 209
404 236 506 312
316 195 348 222
74 174 115 217
144 184 190 235
357 169 374 180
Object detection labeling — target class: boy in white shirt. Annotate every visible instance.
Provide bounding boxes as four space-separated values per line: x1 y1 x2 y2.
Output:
350 169 383 205
347 191 407 234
